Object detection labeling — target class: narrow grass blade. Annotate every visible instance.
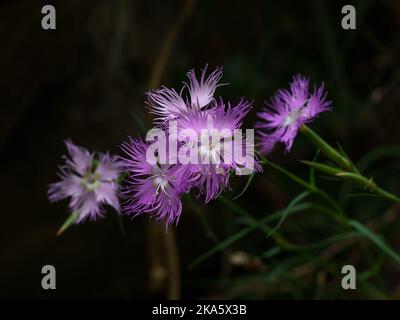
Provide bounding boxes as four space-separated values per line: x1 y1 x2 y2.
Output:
189 227 252 269
300 125 353 171
260 156 316 192
309 149 321 187
349 219 400 265
233 171 255 200
56 211 79 236
301 160 343 176
261 247 281 259
190 202 312 269
266 191 311 238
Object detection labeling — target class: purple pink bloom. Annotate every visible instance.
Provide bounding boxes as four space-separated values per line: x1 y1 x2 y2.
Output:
185 65 223 109
143 65 258 207
50 66 260 227
120 137 186 225
146 64 223 125
48 140 122 223
146 87 188 125
256 74 331 153
175 98 259 202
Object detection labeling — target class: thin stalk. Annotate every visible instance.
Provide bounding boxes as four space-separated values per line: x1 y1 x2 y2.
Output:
219 196 300 251
257 155 400 265
56 211 79 236
260 155 347 221
300 126 400 203
314 190 348 224
260 156 316 192
375 187 400 203
299 125 354 172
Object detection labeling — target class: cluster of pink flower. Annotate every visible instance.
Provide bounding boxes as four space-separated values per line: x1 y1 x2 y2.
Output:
48 67 330 227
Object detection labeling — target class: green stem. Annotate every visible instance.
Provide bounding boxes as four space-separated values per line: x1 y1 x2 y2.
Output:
309 166 400 203
219 196 300 251
260 155 347 221
260 156 316 192
56 211 79 236
375 187 400 203
337 173 400 203
299 126 400 203
255 154 400 265
299 124 354 172
315 190 348 224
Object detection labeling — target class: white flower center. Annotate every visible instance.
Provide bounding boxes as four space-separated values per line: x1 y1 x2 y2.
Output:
151 165 170 196
283 109 303 127
198 132 223 164
81 171 100 192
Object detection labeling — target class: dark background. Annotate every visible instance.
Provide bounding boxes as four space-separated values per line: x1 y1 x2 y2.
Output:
1 0 400 299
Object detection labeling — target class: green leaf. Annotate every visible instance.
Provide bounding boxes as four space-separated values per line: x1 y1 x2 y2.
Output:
91 158 99 171
261 247 281 259
336 172 376 190
118 171 129 184
56 211 79 236
336 142 349 158
233 171 255 200
266 191 311 238
186 195 221 245
260 156 316 192
336 142 359 173
349 219 400 265
301 160 344 176
374 186 400 203
219 195 250 217
189 202 312 269
309 149 321 187
189 227 252 269
261 157 346 221
300 125 353 171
